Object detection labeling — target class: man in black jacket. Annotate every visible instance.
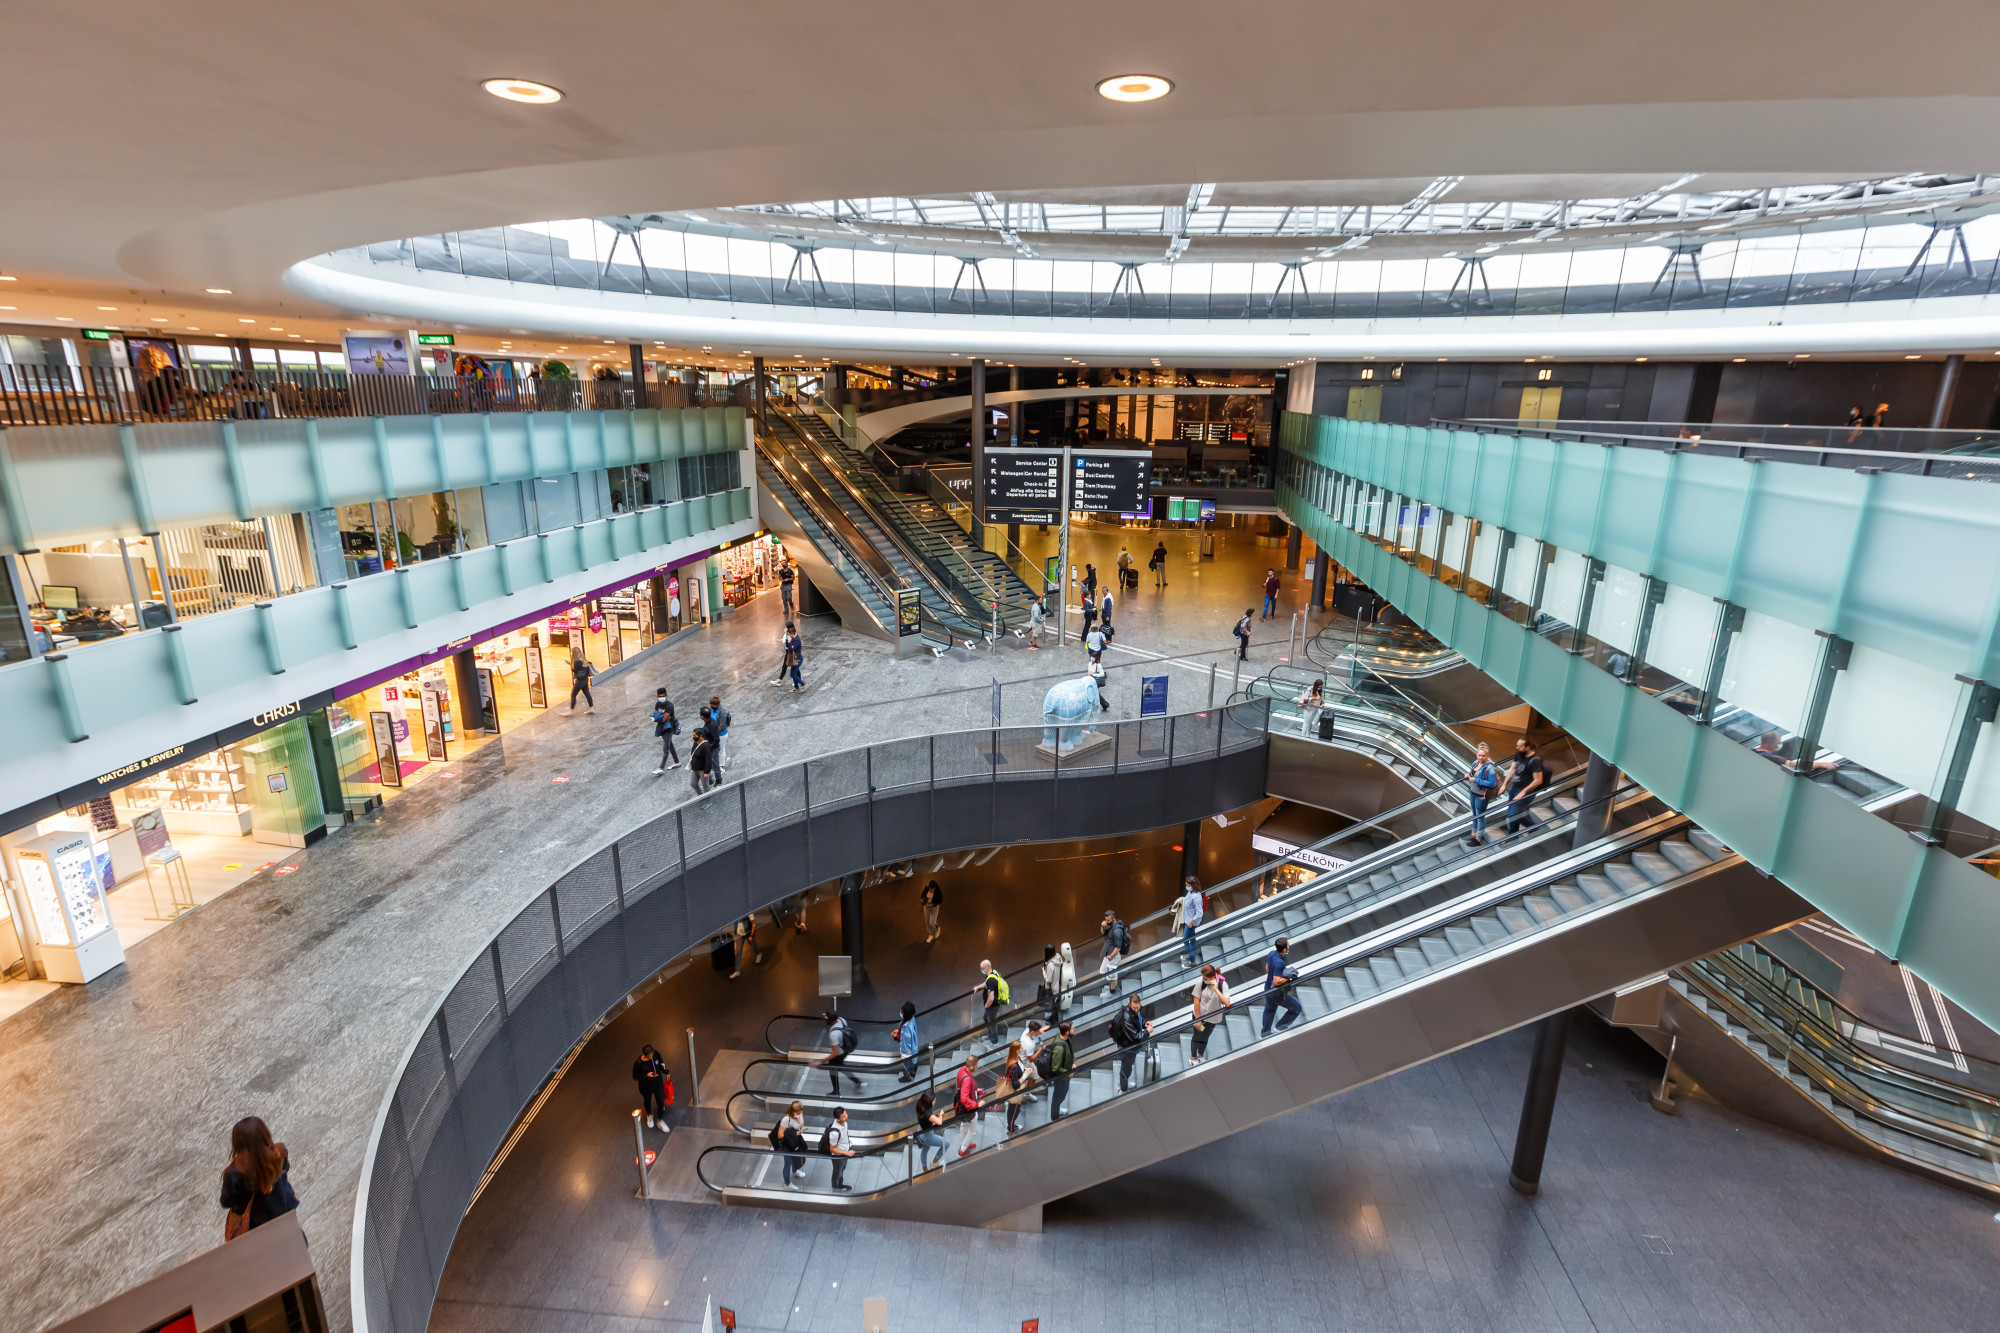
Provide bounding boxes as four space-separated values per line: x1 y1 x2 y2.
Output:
1108 995 1153 1091
632 1044 670 1129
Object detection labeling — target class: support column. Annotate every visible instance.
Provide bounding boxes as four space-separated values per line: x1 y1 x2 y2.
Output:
752 356 767 424
1571 752 1619 849
1929 353 1964 430
839 871 865 966
1285 523 1302 571
451 648 488 734
629 343 648 408
969 358 987 543
1009 365 1022 445
1310 547 1329 611
1181 819 1202 883
1508 1008 1573 1196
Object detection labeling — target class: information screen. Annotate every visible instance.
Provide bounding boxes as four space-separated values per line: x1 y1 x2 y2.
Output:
981 451 1064 524
1070 451 1152 515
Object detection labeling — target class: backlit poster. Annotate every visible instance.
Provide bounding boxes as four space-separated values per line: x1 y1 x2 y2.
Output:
370 710 403 788
419 685 448 761
634 583 655 647
606 606 624 665
342 333 412 375
476 667 497 732
525 633 547 708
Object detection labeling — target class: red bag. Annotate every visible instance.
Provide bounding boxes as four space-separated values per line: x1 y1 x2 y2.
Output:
661 1072 675 1107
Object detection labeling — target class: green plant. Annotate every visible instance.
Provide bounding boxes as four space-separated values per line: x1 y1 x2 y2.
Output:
543 359 574 379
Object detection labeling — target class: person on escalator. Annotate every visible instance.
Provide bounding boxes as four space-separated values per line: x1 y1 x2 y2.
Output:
1178 877 1206 968
1046 1021 1076 1121
954 1052 986 1157
998 1039 1028 1134
1466 743 1500 845
978 960 1007 1045
813 1011 859 1095
893 1001 921 1081
1260 939 1303 1037
1050 943 1077 1019
1110 993 1153 1091
823 1107 854 1191
1503 737 1546 835
778 1100 809 1188
1296 678 1326 738
912 1091 947 1172
1100 910 1132 996
1188 963 1231 1064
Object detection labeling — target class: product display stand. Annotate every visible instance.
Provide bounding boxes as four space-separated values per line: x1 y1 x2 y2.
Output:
144 847 197 920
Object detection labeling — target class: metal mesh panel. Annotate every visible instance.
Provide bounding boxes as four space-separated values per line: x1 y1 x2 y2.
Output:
931 729 997 786
680 791 744 867
1221 700 1270 753
365 1123 416 1332
869 736 931 793
554 850 619 948
617 813 681 902
495 895 559 1004
1173 709 1220 759
1115 717 1173 770
1058 720 1120 774
991 725 1051 781
805 747 869 811
742 765 806 834
440 954 502 1076
396 1022 453 1176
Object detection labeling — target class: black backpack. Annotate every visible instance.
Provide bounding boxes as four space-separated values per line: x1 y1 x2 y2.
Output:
837 1022 859 1054
1033 1045 1054 1079
818 1124 835 1154
1108 922 1131 954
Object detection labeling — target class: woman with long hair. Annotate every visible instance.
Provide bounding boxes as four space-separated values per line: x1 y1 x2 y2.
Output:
219 1116 298 1239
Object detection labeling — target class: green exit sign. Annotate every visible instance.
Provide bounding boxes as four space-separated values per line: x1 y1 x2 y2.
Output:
416 333 455 346
81 328 116 341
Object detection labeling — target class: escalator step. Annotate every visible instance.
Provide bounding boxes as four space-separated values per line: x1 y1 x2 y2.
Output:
1283 909 1309 928
1444 924 1480 955
1222 935 1245 952
1688 829 1730 860
1552 794 1580 813
1495 904 1536 934
1603 862 1650 895
1470 913 1510 945
1413 853 1442 870
1658 838 1711 872
1393 944 1429 975
1572 873 1617 904
1299 985 1331 1019
1522 894 1565 924
1320 976 1354 1007
1368 955 1404 986
1549 883 1591 914
1343 966 1379 997
1418 935 1456 967
1630 850 1677 884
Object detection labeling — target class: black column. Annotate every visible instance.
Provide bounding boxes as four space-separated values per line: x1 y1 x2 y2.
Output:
629 344 648 407
451 647 489 735
1181 819 1202 883
1572 752 1618 849
1509 1008 1573 1195
1310 549 1329 611
1009 365 1022 445
1930 354 1964 429
752 356 767 424
839 871 865 966
1285 523 1302 571
969 358 987 540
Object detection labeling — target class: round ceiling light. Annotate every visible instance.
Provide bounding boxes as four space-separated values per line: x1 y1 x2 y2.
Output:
1096 73 1172 103
482 77 563 105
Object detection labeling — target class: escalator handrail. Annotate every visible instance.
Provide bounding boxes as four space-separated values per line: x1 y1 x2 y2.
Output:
1237 664 1480 767
701 797 1698 1188
730 776 1652 1129
756 443 907 606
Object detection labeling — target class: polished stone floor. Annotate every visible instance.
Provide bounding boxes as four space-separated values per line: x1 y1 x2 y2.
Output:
0 522 1327 1333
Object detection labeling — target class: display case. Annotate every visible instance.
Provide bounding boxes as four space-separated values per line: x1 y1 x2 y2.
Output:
12 829 125 983
124 750 252 836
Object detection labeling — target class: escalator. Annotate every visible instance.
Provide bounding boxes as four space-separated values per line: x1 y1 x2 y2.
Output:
1236 660 1478 797
695 762 1807 1223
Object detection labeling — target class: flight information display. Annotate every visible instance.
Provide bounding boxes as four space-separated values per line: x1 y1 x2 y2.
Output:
981 451 1065 524
1071 450 1153 515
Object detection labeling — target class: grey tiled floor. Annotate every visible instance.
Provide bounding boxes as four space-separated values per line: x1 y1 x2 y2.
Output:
435 1012 1998 1332
0 522 1315 1333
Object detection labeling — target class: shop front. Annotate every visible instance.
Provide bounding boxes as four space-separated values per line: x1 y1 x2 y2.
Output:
718 532 787 609
1249 802 1354 898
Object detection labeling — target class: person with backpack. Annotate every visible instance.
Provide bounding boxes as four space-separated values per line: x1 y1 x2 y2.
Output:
1466 742 1501 845
775 1100 809 1188
1085 624 1106 665
1150 540 1169 588
651 689 681 774
954 1051 985 1157
1109 993 1153 1091
978 960 1008 1046
568 650 596 711
920 879 943 943
893 1000 921 1081
1179 876 1206 968
1189 963 1231 1064
912 1091 946 1172
1099 910 1132 996
1260 937 1303 1037
1504 736 1547 835
1046 1020 1075 1121
632 1044 672 1129
1234 608 1254 660
814 1010 859 1094
219 1116 299 1241
823 1107 854 1191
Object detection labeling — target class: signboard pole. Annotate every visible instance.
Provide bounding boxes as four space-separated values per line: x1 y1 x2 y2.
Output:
1057 445 1072 646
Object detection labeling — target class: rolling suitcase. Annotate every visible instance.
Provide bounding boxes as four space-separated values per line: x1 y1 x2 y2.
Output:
710 936 735 973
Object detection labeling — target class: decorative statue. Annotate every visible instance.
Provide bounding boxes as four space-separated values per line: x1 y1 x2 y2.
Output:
1041 674 1103 752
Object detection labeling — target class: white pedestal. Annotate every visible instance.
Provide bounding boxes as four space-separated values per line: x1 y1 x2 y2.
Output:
42 929 125 984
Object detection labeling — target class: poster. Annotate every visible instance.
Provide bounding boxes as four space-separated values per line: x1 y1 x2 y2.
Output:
476 667 497 732
370 710 403 788
132 808 170 857
525 634 547 709
895 588 921 637
382 684 411 744
635 582 655 646
342 333 413 376
606 607 623 665
1141 675 1169 716
419 686 448 761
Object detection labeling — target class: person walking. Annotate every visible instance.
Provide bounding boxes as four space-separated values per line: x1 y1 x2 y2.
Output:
1295 678 1325 737
912 1091 946 1172
823 1107 854 1190
893 1001 921 1081
1188 962 1231 1064
1086 625 1106 665
1260 938 1303 1037
978 959 1006 1046
1117 546 1134 592
1151 540 1169 588
1099 587 1114 637
1046 1020 1075 1121
568 650 596 711
1179 876 1206 968
219 1117 299 1241
689 726 716 795
783 623 806 692
1234 608 1254 660
1504 736 1547 835
1466 742 1500 844
920 879 943 942
1083 564 1099 604
1262 568 1280 620
954 1051 985 1157
813 1010 858 1094
1100 910 1132 997
729 913 760 980
705 695 732 777
632 1044 671 1128
1081 590 1097 640
998 1038 1028 1134
779 559 796 615
1027 596 1046 649
1109 993 1153 1091
652 689 681 774
777 1100 809 1188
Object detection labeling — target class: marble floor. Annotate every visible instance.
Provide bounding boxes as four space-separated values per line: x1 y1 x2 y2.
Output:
0 522 1334 1333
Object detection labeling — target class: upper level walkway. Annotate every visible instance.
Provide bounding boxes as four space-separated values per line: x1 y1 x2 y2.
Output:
1275 409 2000 1033
0 522 1316 1333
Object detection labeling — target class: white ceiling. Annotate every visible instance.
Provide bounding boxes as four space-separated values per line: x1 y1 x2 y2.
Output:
6 1 2000 353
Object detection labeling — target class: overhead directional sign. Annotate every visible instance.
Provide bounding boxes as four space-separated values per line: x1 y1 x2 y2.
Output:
1070 449 1152 515
982 450 1064 524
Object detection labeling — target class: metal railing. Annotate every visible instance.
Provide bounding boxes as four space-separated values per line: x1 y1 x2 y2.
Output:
1437 416 2000 481
351 699 1271 1333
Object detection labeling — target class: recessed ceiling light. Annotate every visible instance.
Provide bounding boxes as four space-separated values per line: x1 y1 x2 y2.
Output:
97 305 117 311
1635 356 1648 362
240 317 257 323
268 327 284 331
1796 353 1811 358
482 77 563 104
289 333 302 338
0 306 14 311
206 287 232 295
150 317 169 322
1097 73 1172 102
1733 357 1747 362
56 316 72 321
1904 354 1921 359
